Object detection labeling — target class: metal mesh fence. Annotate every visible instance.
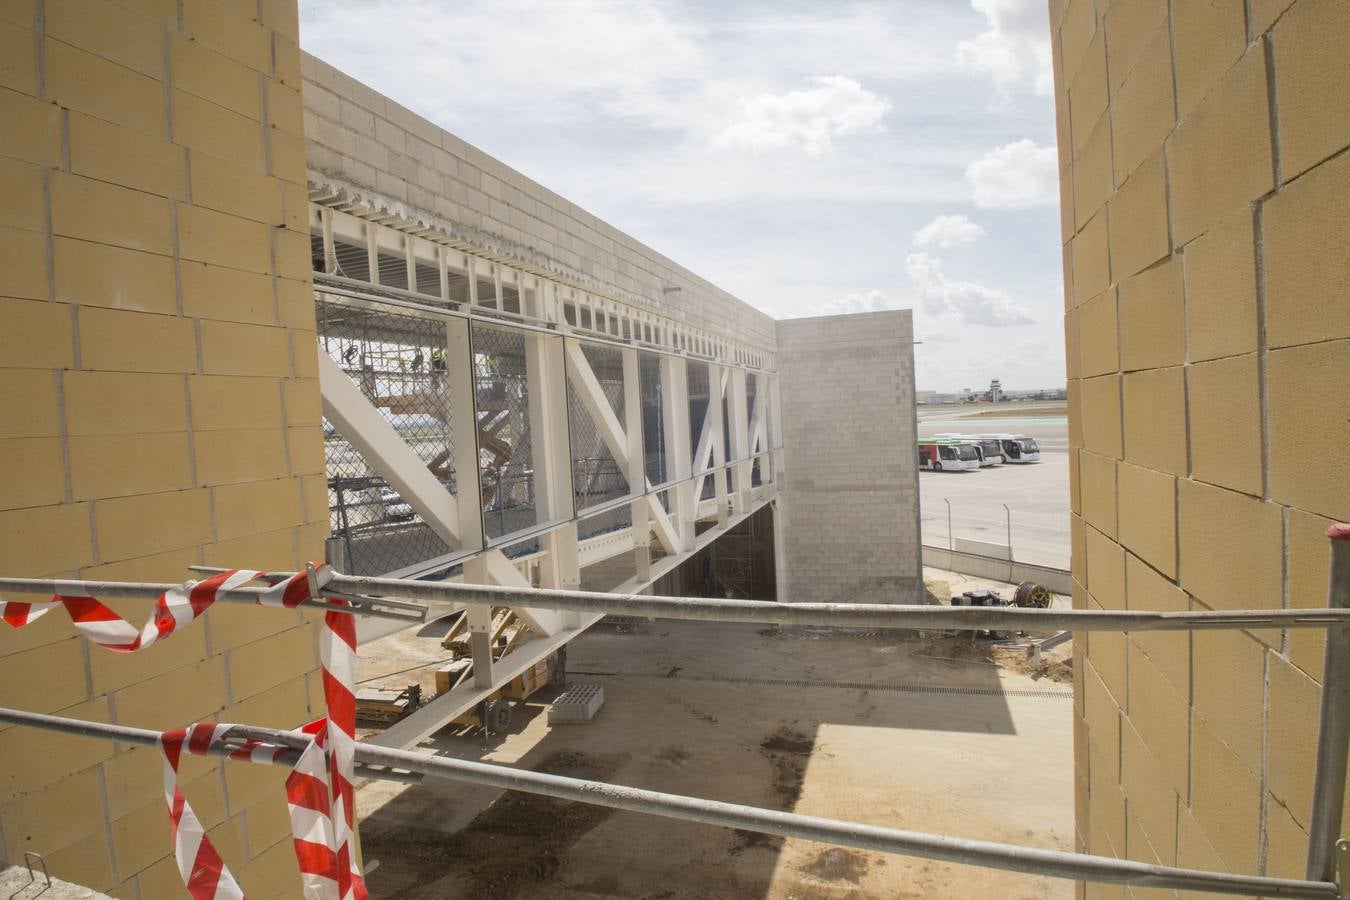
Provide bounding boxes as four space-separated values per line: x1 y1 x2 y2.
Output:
567 341 630 512
640 352 666 486
576 502 631 542
316 294 456 576
471 324 537 540
747 373 762 487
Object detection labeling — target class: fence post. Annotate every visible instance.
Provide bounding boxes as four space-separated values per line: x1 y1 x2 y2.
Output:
1306 523 1350 883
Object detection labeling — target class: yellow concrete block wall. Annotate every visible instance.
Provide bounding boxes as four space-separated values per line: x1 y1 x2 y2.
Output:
1054 0 1350 885
0 1 325 897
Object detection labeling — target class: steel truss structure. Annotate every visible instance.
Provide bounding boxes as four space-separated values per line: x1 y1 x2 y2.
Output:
1 524 1346 898
307 201 784 746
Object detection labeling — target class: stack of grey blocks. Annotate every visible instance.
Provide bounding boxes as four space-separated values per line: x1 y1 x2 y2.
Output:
549 684 604 723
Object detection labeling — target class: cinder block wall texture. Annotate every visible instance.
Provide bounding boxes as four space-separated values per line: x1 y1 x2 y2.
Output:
0 1 328 896
1054 0 1350 889
775 311 923 605
300 53 776 350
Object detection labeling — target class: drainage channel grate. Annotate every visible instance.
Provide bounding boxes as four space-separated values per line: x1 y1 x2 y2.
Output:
569 669 1073 700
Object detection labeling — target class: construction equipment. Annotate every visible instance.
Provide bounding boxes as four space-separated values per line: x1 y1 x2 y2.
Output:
951 582 1054 638
355 683 423 726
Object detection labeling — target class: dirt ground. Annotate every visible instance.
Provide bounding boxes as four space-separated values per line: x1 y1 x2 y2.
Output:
353 570 1075 899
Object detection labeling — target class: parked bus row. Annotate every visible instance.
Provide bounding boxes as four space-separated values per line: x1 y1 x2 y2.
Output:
917 434 1041 472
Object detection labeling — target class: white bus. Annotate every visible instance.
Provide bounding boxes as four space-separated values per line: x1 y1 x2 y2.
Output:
932 433 1004 466
980 433 1041 463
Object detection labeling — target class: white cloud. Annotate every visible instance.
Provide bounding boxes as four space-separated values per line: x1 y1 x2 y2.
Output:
957 0 1053 98
712 76 890 156
905 252 1033 326
965 139 1058 208
815 289 894 317
913 213 986 249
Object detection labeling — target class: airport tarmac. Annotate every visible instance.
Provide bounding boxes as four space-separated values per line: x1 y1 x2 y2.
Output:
915 403 1069 569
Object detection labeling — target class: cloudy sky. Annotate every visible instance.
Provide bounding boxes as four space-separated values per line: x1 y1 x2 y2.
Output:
299 0 1064 392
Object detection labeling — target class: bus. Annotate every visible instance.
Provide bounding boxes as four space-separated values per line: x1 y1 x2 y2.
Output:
932 433 1004 466
980 433 1041 463
918 439 981 471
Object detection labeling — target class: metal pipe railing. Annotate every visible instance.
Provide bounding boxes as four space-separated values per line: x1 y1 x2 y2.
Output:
1307 524 1350 882
4 574 1350 632
0 707 1335 899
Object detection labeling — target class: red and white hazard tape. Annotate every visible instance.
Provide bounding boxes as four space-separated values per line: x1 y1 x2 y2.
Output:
1 567 367 900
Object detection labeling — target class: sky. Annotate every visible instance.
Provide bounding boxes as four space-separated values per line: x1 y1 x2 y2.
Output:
298 0 1065 393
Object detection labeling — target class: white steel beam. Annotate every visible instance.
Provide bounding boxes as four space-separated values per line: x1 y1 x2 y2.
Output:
318 351 462 548
445 319 484 551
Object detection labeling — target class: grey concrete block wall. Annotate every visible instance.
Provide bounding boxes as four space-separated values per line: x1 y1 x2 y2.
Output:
775 310 924 604
300 53 775 349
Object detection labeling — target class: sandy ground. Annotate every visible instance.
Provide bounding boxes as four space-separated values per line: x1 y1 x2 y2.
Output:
916 402 1069 568
353 571 1075 899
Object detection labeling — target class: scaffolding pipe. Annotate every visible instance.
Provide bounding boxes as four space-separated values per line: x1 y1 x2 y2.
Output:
5 574 1350 633
0 707 1336 899
1307 524 1350 882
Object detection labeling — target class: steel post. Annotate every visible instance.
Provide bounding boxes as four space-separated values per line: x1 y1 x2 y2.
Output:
1306 524 1350 882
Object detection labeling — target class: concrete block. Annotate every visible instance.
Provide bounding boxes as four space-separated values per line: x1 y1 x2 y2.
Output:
1188 354 1261 496
1103 0 1166 93
1177 804 1229 881
1088 740 1126 857
51 171 173 256
94 487 212 561
1268 339 1350 521
1125 554 1188 696
69 431 192 501
54 237 177 314
66 371 187 435
1077 288 1118 377
1059 0 1098 82
1167 46 1273 245
0 767 105 861
1266 799 1311 882
69 111 187 200
171 32 262 121
1272 0 1350 179
182 261 276 325
1267 651 1319 829
1070 31 1108 156
1086 524 1126 611
0 503 95 576
1122 367 1185 475
1172 0 1247 119
1123 639 1188 804
1117 461 1175 577
194 427 288 486
200 319 291 377
211 476 303 540
0 156 43 231
1250 0 1296 34
1074 112 1113 224
1120 717 1179 863
173 89 265 173
1110 25 1175 184
44 36 163 136
1072 210 1110 304
182 0 270 73
0 369 59 438
190 374 283 431
1079 450 1117 539
190 152 283 225
550 683 605 722
1106 149 1168 280
1192 627 1264 772
1178 479 1282 613
0 296 72 366
1190 713 1260 872
1118 257 1183 372
1183 207 1257 362
1288 506 1337 678
1080 374 1122 458
113 655 227 729
179 203 273 274
0 85 61 165
44 0 163 79
0 698 112 805
78 306 197 374
1262 149 1350 348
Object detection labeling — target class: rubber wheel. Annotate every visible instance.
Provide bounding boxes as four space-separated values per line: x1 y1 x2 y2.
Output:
484 698 512 734
1015 581 1053 609
933 461 943 472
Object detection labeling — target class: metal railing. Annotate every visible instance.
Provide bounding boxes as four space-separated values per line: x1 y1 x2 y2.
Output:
0 524 1346 897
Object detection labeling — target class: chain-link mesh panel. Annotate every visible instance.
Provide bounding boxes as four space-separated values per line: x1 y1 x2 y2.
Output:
747 372 762 487
686 361 709 466
576 502 631 542
568 342 630 512
640 352 666 486
316 295 457 576
471 324 537 540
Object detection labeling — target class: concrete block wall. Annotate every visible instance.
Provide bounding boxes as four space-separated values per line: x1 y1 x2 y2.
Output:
0 1 327 895
775 311 923 604
1054 0 1350 888
299 53 776 350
